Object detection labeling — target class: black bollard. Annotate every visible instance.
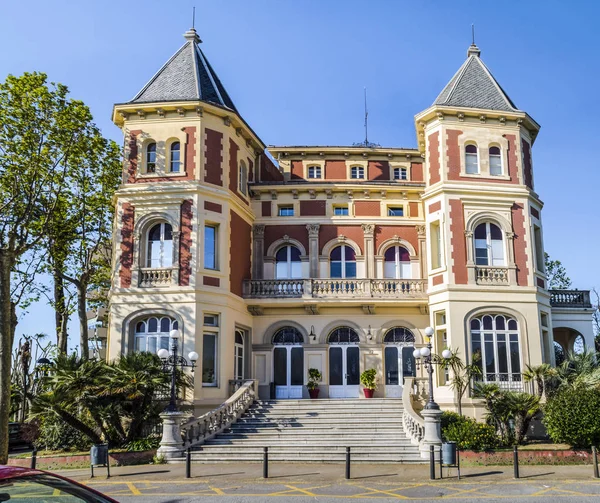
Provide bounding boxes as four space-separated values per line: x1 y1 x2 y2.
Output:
263 447 268 479
439 447 443 479
513 445 519 479
30 448 37 470
593 446 599 479
186 448 191 479
430 445 435 480
345 447 351 480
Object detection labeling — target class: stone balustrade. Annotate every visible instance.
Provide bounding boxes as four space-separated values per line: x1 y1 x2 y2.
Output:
474 266 509 285
139 267 175 287
549 289 592 308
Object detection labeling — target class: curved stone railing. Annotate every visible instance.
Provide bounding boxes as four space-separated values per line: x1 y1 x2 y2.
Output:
181 379 257 449
402 377 424 446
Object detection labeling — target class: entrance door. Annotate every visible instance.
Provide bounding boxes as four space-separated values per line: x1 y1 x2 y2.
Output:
273 346 304 399
234 330 245 380
329 346 360 398
385 346 415 397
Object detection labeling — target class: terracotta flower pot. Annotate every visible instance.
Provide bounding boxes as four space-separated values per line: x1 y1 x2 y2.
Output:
364 388 374 398
309 389 320 399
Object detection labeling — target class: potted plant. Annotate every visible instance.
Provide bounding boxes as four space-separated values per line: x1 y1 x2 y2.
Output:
307 368 322 399
360 369 377 398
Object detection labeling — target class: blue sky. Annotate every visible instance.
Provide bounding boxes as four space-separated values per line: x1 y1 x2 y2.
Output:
1 1 599 344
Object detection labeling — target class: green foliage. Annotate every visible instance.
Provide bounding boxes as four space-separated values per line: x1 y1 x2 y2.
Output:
523 364 554 397
440 411 463 433
123 437 161 452
35 415 92 452
441 349 481 416
443 416 498 451
543 387 600 447
544 253 572 290
307 368 322 391
360 369 377 390
152 454 167 465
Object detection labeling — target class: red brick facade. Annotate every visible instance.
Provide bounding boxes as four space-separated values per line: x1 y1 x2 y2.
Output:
319 226 364 254
229 138 240 194
324 160 347 180
449 199 468 285
182 127 196 179
264 225 309 254
408 202 419 218
354 201 381 217
428 132 440 185
126 130 142 184
248 158 254 182
262 201 272 217
300 200 326 216
432 274 443 286
368 160 390 181
511 203 530 286
229 211 252 296
204 201 222 213
522 139 533 189
291 160 303 180
446 129 463 180
179 200 193 286
373 226 419 254
428 201 441 214
410 162 424 182
260 154 284 182
205 128 223 186
119 203 135 287
203 276 220 287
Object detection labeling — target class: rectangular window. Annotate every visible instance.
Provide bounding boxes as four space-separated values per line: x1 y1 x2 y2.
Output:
430 221 442 269
490 156 502 176
333 206 348 216
202 333 217 386
204 314 219 327
393 167 408 180
387 207 404 217
239 164 247 195
204 225 218 269
308 166 322 179
351 166 365 179
278 206 294 217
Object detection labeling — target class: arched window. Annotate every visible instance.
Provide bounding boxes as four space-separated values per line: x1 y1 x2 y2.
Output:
272 327 304 345
147 222 173 268
330 245 356 278
275 245 302 279
146 142 157 173
170 142 181 172
239 160 247 195
134 316 178 353
489 146 502 176
465 144 479 174
384 246 411 279
474 222 504 266
383 327 415 344
470 314 521 387
328 327 360 344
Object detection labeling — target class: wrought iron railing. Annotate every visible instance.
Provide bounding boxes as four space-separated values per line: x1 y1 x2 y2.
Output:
471 373 530 393
549 289 592 308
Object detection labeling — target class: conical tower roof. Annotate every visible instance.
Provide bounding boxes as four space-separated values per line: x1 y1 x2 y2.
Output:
434 44 518 112
129 28 237 111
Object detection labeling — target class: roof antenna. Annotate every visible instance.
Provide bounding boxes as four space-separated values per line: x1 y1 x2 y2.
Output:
192 6 196 29
471 23 475 45
364 87 368 146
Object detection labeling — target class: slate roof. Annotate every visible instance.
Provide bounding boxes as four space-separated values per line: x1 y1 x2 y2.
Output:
130 29 237 111
434 45 518 112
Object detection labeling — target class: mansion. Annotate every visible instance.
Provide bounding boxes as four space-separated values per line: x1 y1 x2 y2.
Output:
105 28 593 415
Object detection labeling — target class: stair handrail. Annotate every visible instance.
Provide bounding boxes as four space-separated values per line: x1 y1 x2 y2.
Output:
181 379 257 449
402 377 425 445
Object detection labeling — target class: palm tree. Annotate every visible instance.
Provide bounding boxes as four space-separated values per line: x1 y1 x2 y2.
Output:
441 349 481 416
523 364 554 397
508 392 540 444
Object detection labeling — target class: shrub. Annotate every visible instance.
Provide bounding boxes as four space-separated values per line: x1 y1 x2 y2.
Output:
443 417 498 451
360 369 377 390
34 415 92 452
543 387 600 447
440 411 464 435
124 437 161 452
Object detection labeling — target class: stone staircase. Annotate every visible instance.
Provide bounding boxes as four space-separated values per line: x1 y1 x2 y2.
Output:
189 398 423 463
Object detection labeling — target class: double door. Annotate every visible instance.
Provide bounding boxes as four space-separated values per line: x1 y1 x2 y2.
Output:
329 345 360 398
384 345 416 397
273 346 304 399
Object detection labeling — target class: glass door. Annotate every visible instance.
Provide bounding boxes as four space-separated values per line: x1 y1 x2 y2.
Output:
273 345 304 399
384 345 415 397
329 345 360 398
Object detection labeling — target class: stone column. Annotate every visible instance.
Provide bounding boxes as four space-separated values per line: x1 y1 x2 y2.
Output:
465 230 476 284
419 408 443 458
157 411 186 460
417 225 427 280
362 224 375 278
506 231 517 284
252 224 265 279
306 224 320 278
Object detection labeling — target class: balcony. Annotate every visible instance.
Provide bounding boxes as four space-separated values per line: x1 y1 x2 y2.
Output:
139 267 175 287
474 266 509 285
471 373 530 394
243 278 427 300
549 289 592 309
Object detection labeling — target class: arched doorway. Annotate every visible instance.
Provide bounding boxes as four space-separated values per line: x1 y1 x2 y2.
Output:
272 327 304 399
383 327 416 397
328 327 360 398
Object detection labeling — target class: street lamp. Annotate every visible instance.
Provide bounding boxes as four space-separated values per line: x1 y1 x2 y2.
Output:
413 326 452 410
157 329 198 412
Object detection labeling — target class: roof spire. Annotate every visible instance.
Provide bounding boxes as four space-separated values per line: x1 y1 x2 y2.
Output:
467 24 481 57
184 8 201 44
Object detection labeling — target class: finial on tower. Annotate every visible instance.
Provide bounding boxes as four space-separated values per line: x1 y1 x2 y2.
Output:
467 24 480 57
184 7 202 44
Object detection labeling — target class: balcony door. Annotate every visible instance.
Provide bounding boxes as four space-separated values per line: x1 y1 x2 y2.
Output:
383 327 416 398
273 346 304 399
328 327 361 399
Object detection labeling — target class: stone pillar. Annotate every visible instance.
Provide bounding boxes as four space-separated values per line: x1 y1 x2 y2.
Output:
506 231 517 284
465 230 476 284
306 224 320 278
417 225 427 279
362 224 375 278
419 408 443 458
157 411 186 460
252 224 265 279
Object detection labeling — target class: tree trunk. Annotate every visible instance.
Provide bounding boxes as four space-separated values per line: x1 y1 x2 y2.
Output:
0 249 15 464
77 281 89 360
53 266 68 354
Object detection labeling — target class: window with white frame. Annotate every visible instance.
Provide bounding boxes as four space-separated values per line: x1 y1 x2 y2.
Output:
239 160 248 195
278 206 294 217
474 222 505 266
170 142 181 172
350 166 365 179
234 329 245 380
204 224 218 270
430 221 442 269
489 146 502 176
330 245 356 278
275 245 302 279
146 142 157 173
147 222 173 268
393 167 408 180
134 316 178 353
308 166 322 179
470 314 521 385
465 144 479 174
203 314 219 386
384 246 411 279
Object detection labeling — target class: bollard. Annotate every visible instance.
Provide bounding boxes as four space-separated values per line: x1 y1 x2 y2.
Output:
263 447 268 479
345 447 351 480
457 448 461 481
513 445 519 479
186 448 191 479
30 448 37 470
593 446 599 479
430 445 435 480
439 447 443 479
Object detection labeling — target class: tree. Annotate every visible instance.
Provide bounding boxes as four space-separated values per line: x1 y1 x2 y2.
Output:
523 363 554 398
0 72 98 463
441 349 481 416
544 253 572 290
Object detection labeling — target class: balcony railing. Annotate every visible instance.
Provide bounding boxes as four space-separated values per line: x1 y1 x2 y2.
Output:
471 373 530 394
549 289 592 309
475 266 509 285
139 267 175 287
243 278 427 299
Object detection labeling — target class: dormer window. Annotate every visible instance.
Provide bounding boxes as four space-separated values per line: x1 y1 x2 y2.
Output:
465 144 479 174
170 142 181 173
393 167 408 180
308 166 322 179
146 142 157 173
351 166 365 179
489 146 502 176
